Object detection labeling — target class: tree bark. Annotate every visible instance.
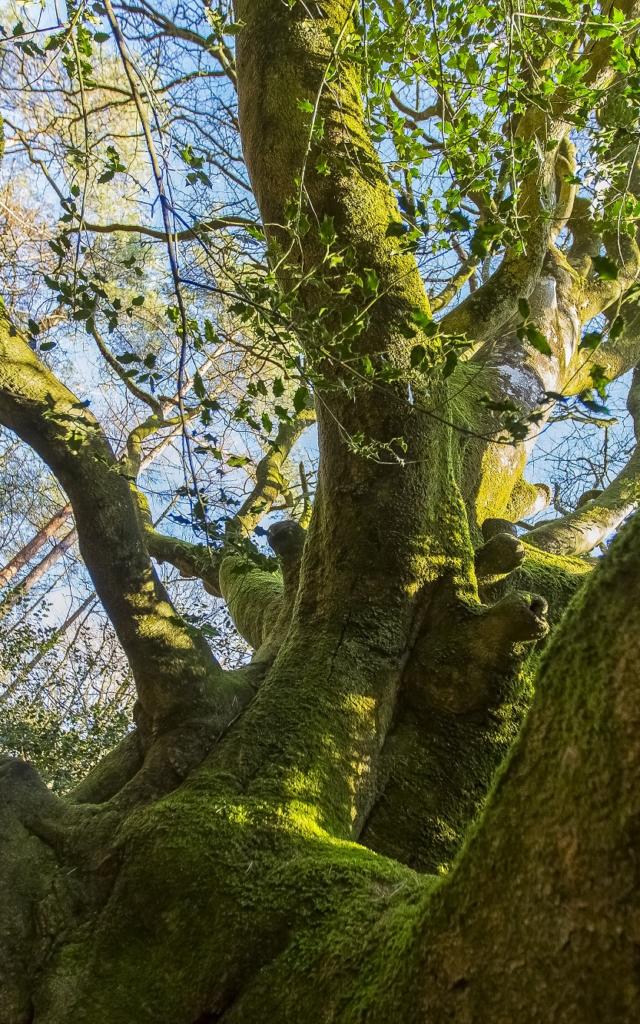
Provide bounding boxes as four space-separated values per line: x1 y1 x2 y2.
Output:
0 3 639 1022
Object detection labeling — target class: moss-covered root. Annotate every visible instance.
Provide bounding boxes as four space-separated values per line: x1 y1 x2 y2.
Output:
69 731 143 805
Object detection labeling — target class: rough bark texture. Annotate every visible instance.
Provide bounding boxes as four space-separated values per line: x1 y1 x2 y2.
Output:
1 3 639 1022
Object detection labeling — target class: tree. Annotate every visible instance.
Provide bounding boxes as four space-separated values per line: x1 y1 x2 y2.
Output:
2 0 640 1020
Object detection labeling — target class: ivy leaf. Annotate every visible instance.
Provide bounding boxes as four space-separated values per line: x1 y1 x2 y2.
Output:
410 344 426 367
593 255 618 280
525 325 552 356
293 386 309 413
319 215 336 246
517 298 530 320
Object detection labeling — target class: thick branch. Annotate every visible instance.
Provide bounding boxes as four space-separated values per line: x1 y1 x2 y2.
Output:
0 318 219 724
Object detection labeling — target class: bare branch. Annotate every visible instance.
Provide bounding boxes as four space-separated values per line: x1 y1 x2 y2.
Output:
528 367 640 554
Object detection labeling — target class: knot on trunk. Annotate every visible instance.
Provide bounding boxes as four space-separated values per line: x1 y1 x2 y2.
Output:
267 518 306 595
475 532 525 581
406 591 549 715
576 487 603 508
481 517 518 540
481 591 549 644
267 518 305 561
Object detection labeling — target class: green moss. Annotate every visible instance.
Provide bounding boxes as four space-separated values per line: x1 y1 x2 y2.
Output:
510 543 592 624
360 695 528 873
506 477 551 520
38 779 434 1024
218 554 284 649
449 362 526 528
403 513 640 1024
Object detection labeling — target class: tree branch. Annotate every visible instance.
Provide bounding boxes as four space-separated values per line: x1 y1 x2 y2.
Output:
527 366 640 555
0 315 220 725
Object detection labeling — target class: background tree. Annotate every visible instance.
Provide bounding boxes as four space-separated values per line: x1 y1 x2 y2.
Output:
1 1 640 1021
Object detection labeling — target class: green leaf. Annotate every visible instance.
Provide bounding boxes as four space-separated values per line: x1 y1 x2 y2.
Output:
410 344 426 367
593 255 618 280
318 215 336 246
517 298 530 320
204 319 218 344
448 211 471 232
364 269 380 294
442 349 458 377
526 325 552 356
609 315 625 340
580 330 602 352
192 371 206 399
293 386 309 413
589 363 610 399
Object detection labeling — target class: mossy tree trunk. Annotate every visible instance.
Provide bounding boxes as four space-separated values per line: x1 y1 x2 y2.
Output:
1 3 640 1022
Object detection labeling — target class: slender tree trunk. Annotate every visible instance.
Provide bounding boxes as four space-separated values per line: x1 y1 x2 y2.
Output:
0 504 71 589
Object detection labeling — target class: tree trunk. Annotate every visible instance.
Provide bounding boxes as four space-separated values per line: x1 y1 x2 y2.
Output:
0 504 71 589
0 3 639 1022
